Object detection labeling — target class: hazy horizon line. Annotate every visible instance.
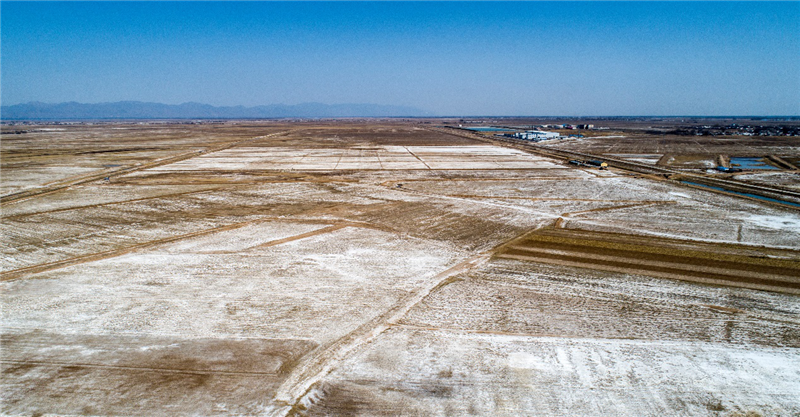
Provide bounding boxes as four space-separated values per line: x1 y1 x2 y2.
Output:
3 101 798 120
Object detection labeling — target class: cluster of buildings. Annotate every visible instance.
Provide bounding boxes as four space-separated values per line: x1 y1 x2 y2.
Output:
670 124 800 137
454 122 609 143
538 124 594 130
511 130 560 141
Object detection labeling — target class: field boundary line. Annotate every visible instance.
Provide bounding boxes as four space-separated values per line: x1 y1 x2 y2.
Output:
403 146 432 169
561 200 677 217
245 224 347 251
0 360 280 377
443 195 669 204
386 323 686 341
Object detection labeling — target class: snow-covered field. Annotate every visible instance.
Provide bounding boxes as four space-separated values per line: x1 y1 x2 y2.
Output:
148 145 563 171
2 224 464 342
2 124 798 416
736 171 800 191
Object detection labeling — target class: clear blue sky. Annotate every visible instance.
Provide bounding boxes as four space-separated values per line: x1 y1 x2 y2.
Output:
2 1 799 116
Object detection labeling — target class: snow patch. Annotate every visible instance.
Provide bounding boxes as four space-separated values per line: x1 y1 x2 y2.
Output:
508 352 547 370
747 214 800 232
669 192 691 199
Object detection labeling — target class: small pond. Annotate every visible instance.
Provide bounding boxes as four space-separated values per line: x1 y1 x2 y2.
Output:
729 157 779 170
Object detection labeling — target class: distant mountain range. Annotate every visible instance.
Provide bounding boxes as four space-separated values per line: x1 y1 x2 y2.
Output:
1 101 432 120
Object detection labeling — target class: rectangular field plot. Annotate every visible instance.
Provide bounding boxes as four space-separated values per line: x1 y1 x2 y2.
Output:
147 145 563 172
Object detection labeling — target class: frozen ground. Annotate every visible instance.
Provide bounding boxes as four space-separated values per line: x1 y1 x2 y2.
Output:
735 171 800 191
307 328 799 416
605 153 663 165
148 145 563 172
2 224 463 341
2 123 799 416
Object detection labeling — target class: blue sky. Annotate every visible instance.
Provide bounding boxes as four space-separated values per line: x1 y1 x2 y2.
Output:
2 2 799 116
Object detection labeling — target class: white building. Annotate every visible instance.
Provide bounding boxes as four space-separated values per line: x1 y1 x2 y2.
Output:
514 130 560 141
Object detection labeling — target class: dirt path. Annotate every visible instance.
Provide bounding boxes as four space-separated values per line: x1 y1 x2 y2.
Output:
403 146 432 169
247 224 348 251
270 252 494 416
269 216 564 416
0 359 281 377
561 200 676 217
442 195 668 204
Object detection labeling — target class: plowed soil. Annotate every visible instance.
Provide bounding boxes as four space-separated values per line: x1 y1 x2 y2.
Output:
497 227 800 294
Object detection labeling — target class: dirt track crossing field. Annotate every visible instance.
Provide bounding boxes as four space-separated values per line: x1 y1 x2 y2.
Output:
2 121 799 416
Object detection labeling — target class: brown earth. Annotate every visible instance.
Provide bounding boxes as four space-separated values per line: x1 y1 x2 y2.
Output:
496 227 800 294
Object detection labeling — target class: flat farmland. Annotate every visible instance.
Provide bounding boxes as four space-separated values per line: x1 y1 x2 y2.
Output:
2 121 799 416
735 171 800 191
546 133 800 157
146 145 563 172
0 123 293 196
